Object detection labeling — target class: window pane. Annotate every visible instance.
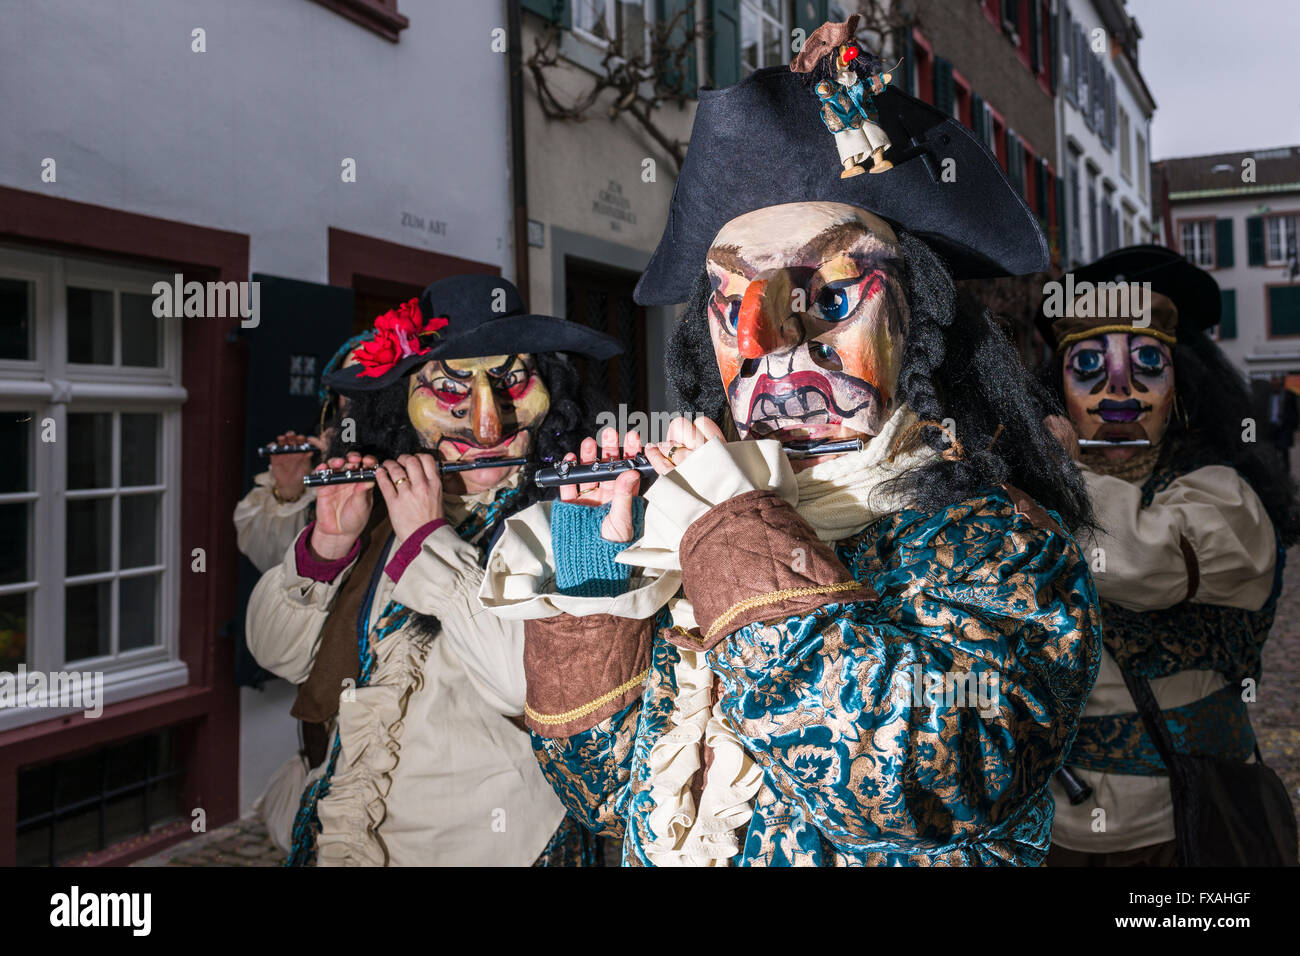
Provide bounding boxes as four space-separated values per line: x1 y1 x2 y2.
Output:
0 412 32 493
66 497 111 576
763 16 783 67
618 0 647 59
0 502 30 585
119 574 159 651
67 287 114 365
120 292 162 367
741 4 759 71
0 277 34 361
120 413 160 486
67 413 113 489
0 591 29 673
65 580 111 661
120 493 159 568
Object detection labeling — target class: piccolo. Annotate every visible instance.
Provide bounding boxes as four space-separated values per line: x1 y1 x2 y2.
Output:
302 457 528 487
258 441 316 457
1078 438 1151 448
533 438 865 488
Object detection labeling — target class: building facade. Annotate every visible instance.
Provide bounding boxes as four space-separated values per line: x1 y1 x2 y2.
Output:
1155 147 1300 380
1055 0 1156 269
0 0 508 865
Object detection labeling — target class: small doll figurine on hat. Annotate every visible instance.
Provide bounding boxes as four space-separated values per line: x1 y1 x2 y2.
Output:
791 14 896 177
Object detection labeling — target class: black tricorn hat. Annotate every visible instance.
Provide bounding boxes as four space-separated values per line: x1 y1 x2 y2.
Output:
1035 244 1221 352
325 274 622 393
634 65 1048 306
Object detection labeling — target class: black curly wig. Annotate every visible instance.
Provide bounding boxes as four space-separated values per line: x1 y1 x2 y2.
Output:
666 230 1094 531
325 350 609 512
1040 329 1300 547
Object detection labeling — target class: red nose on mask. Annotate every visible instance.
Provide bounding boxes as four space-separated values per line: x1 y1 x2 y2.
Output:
842 45 859 62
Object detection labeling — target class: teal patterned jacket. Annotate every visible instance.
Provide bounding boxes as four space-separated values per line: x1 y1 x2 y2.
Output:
527 486 1102 866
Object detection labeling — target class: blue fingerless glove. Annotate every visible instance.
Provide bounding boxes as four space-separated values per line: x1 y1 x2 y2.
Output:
551 498 646 598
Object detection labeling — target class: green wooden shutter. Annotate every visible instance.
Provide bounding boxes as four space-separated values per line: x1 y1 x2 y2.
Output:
1215 218 1234 268
521 0 570 29
971 92 985 143
1036 158 1049 219
1269 285 1300 336
1049 7 1059 93
708 0 741 87
1247 215 1266 266
1219 289 1237 339
934 57 954 115
795 0 830 42
659 0 697 94
897 25 916 95
1029 0 1042 73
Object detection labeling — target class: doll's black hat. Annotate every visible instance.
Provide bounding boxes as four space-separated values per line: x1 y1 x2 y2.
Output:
1036 244 1221 352
634 65 1048 306
324 274 622 393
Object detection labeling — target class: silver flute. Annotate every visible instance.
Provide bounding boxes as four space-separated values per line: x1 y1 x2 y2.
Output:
258 441 316 457
1078 438 1151 448
533 438 865 488
302 456 529 487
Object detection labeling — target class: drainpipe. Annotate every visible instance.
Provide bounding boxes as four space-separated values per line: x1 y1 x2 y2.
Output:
506 0 531 309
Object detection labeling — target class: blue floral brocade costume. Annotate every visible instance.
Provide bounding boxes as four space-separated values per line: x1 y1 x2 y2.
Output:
530 487 1102 866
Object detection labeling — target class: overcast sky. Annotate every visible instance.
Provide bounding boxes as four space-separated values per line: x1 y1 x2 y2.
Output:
1127 0 1300 159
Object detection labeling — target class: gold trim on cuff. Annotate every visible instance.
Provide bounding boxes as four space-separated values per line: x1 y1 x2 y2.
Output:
704 580 864 641
525 668 650 727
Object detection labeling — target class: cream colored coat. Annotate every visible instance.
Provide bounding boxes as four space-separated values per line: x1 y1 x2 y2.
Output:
246 522 566 866
1050 464 1276 853
232 471 315 573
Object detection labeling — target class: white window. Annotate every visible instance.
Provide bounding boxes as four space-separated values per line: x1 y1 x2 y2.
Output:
1136 133 1148 200
0 248 186 731
572 0 654 60
1181 220 1215 267
1119 107 1131 182
741 0 789 73
1266 215 1299 266
1123 215 1134 247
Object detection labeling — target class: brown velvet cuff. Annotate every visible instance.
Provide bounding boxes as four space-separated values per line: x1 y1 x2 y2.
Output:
523 612 652 739
680 489 875 649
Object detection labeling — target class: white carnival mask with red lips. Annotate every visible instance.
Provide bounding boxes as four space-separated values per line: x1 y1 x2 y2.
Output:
705 202 909 445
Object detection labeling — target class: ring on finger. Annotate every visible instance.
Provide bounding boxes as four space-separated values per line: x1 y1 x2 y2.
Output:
666 444 683 462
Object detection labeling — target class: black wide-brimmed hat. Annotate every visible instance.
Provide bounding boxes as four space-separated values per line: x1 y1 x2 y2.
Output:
634 65 1048 306
1036 244 1221 352
324 274 622 393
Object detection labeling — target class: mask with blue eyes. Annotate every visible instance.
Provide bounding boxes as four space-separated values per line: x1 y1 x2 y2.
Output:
1062 331 1176 451
704 202 909 446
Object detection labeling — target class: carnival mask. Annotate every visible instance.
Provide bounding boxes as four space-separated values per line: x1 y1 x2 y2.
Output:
705 202 908 448
1062 332 1174 455
407 353 549 491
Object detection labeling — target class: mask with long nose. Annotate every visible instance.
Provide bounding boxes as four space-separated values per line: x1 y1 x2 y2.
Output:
705 202 909 444
406 353 549 489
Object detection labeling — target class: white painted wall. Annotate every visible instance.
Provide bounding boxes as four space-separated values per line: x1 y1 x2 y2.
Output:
0 0 511 814
1058 0 1155 266
1169 192 1300 378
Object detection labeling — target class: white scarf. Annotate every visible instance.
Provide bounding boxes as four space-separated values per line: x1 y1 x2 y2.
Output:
792 404 939 541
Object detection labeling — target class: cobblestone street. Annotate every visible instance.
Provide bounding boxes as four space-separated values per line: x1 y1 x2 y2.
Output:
136 548 1300 867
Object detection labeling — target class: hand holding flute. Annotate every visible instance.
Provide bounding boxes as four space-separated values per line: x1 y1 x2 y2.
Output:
556 419 729 544
309 452 448 559
266 431 325 504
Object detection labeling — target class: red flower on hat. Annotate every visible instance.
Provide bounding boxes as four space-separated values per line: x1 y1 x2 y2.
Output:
353 299 449 378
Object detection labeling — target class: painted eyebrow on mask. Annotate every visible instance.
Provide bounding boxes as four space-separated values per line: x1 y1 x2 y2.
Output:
704 244 753 280
795 222 901 269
